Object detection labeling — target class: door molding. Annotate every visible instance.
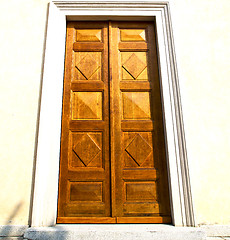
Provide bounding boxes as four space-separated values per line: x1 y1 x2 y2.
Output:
31 0 195 227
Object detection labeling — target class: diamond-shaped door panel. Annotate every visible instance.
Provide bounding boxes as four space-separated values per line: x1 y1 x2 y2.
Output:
125 134 152 166
71 133 102 167
75 52 101 80
123 132 154 168
122 52 147 80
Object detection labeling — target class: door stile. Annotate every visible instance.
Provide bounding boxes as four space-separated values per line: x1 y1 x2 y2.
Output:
108 21 116 218
147 23 171 216
109 21 123 217
57 23 74 218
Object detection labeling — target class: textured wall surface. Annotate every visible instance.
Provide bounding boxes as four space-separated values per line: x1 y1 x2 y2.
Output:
170 0 230 225
0 0 229 225
0 0 49 224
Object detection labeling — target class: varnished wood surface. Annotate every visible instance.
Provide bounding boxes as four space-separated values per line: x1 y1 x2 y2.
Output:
116 217 172 224
73 42 104 51
57 217 116 224
110 21 171 220
57 22 111 221
120 29 146 42
71 81 104 91
118 42 148 51
120 81 152 91
57 216 171 224
57 21 171 224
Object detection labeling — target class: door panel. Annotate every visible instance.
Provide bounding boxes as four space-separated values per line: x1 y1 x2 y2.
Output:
110 22 171 221
57 22 110 221
57 21 171 224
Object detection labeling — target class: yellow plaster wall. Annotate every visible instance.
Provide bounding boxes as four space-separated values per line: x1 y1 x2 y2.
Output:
171 0 230 225
0 0 49 225
0 0 229 225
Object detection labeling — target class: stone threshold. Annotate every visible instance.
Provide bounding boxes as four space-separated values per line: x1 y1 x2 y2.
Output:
0 225 28 239
24 224 206 240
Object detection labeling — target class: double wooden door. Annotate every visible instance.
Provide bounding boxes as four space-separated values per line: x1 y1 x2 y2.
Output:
57 21 171 223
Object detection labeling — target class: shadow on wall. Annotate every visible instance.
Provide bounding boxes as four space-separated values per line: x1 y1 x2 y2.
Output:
0 202 26 238
0 202 69 240
28 2 50 228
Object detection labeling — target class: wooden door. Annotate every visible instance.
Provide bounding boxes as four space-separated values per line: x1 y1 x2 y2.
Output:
57 22 112 223
110 22 171 223
57 21 171 224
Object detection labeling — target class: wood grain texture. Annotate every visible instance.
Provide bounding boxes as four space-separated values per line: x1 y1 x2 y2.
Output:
110 21 171 221
57 22 110 221
116 217 171 223
57 217 116 224
122 92 151 119
126 182 157 201
72 92 102 120
120 29 146 42
119 42 148 51
71 132 102 168
122 52 147 80
75 52 101 80
69 182 103 201
73 42 104 52
76 29 102 42
57 21 171 224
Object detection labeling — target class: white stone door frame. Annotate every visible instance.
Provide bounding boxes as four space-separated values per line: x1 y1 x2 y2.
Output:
31 0 195 227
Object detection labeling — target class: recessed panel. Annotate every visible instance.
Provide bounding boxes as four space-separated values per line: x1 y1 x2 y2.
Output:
123 132 154 168
75 52 101 80
70 132 102 168
123 203 160 215
126 182 157 201
120 29 146 42
69 182 103 202
72 92 102 120
64 203 105 216
122 92 151 120
121 52 148 80
76 29 102 42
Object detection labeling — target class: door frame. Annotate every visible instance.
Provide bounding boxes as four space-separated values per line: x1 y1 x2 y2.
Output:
31 0 195 227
